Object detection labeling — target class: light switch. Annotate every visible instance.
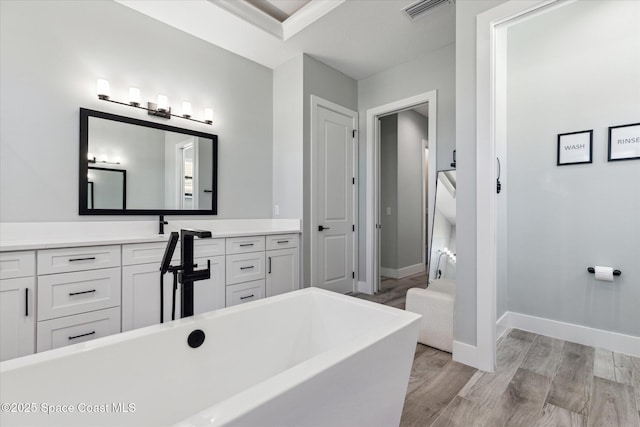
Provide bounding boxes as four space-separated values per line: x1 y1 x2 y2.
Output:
274 204 280 216
386 207 392 215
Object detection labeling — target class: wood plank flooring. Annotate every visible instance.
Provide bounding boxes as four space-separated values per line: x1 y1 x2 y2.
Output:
351 272 640 426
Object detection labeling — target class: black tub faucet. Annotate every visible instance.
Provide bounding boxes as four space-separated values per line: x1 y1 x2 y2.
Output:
180 229 212 318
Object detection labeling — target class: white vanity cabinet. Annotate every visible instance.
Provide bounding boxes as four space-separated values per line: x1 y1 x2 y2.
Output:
35 246 122 352
266 234 299 298
0 251 36 362
225 236 266 307
121 239 226 332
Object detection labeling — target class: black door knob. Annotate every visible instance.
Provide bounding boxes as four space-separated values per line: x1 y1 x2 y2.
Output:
318 225 331 231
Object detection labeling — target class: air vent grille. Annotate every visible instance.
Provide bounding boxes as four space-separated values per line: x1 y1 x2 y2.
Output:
403 0 452 20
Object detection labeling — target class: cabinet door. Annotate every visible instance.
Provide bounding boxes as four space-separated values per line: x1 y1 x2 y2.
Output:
121 263 177 332
266 248 299 297
193 255 225 315
0 277 35 362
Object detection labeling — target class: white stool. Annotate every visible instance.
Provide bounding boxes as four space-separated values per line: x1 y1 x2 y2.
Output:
405 279 455 353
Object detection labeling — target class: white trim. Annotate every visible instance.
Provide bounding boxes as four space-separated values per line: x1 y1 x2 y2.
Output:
365 90 437 296
475 0 566 374
380 263 425 280
452 341 478 367
496 311 510 341
421 139 428 270
498 312 640 357
283 1 346 40
310 95 358 293
357 281 368 293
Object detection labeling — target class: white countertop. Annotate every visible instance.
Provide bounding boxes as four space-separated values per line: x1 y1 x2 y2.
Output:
0 219 301 252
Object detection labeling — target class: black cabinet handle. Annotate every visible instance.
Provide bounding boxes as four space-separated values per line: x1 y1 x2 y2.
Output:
276 240 289 244
69 257 96 262
69 289 96 296
25 288 29 317
69 331 95 340
239 243 254 247
268 256 272 274
203 189 213 193
240 294 254 300
240 266 255 270
318 225 331 231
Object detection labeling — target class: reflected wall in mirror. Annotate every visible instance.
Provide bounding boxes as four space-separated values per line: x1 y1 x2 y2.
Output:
79 108 217 215
428 170 456 284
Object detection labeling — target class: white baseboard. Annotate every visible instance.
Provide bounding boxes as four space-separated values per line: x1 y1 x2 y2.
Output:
452 341 479 368
498 311 640 357
496 311 510 341
380 263 425 279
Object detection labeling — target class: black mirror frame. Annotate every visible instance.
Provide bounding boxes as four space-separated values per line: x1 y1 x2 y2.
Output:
79 108 218 216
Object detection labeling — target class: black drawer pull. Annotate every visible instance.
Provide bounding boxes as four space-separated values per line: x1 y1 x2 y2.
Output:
276 240 289 244
240 266 255 270
69 289 96 296
240 294 254 300
69 331 96 340
25 288 29 317
239 243 254 247
69 257 96 262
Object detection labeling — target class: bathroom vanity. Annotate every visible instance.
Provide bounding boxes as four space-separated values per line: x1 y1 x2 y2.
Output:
0 220 300 362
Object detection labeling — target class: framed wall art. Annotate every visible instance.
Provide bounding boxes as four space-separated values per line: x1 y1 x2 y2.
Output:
608 123 640 161
557 130 593 166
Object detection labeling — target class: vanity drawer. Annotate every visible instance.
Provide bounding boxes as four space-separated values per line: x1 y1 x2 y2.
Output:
36 307 121 352
226 280 265 307
266 234 299 250
225 236 265 254
226 252 265 285
122 241 180 266
0 251 35 279
194 238 225 258
37 267 121 321
38 245 120 275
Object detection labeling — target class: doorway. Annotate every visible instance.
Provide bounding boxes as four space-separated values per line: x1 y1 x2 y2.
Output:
365 90 438 295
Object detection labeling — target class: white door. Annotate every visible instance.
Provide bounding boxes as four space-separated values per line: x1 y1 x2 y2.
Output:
312 97 357 293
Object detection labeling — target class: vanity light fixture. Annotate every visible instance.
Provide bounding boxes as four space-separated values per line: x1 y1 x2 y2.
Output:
87 152 121 165
95 79 213 125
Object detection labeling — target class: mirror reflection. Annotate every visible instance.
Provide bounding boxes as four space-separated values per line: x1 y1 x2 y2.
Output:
80 109 217 215
428 170 456 283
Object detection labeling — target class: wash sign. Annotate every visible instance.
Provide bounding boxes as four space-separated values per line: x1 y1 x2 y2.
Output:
557 130 592 165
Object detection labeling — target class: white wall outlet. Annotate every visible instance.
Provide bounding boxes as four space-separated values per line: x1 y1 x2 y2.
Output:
274 204 280 216
386 207 392 215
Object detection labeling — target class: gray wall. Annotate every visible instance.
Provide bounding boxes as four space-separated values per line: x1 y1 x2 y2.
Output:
302 55 358 287
0 0 272 222
397 110 428 270
455 0 507 345
273 56 304 219
505 0 640 336
380 115 398 270
357 43 456 280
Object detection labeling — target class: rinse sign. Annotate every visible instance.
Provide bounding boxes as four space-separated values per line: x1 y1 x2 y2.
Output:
608 123 640 161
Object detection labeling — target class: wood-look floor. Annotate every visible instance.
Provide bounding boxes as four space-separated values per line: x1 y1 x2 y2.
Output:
351 272 640 427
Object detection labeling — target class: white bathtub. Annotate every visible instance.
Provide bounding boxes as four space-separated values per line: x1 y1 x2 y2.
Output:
0 287 420 427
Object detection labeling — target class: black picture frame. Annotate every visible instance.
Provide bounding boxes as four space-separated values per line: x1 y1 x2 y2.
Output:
608 123 640 162
557 130 593 166
79 108 218 216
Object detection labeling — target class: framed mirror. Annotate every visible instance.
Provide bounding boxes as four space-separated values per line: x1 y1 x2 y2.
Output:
428 170 456 284
79 108 217 215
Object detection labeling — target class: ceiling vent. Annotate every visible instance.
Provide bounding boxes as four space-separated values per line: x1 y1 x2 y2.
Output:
403 0 453 20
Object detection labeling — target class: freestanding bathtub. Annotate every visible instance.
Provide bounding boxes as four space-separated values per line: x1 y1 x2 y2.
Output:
0 287 420 427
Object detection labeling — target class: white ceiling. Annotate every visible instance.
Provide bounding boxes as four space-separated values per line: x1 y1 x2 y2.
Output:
116 0 455 80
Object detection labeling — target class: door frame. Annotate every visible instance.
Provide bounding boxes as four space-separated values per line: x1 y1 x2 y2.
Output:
475 0 567 371
364 90 437 294
309 95 358 292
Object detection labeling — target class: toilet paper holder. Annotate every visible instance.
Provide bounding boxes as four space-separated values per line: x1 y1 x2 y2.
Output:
587 267 621 276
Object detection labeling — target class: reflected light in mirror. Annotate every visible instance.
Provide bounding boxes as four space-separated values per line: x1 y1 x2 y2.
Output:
182 101 192 118
129 87 140 107
157 95 169 112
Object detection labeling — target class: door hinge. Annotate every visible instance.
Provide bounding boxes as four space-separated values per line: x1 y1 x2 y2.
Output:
352 129 357 138
352 177 355 185
352 271 355 279
352 224 355 232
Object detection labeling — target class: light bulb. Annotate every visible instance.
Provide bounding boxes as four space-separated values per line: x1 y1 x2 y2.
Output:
204 107 213 124
182 101 192 118
87 152 94 161
129 87 141 106
96 79 110 100
157 95 168 112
